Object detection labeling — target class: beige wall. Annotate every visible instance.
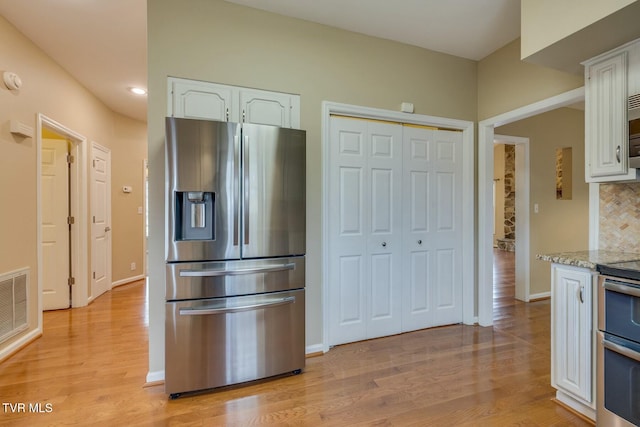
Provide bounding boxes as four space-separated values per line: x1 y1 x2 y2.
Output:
111 115 148 282
496 108 588 295
0 15 146 353
521 1 640 74
477 39 583 120
521 0 636 59
147 0 478 375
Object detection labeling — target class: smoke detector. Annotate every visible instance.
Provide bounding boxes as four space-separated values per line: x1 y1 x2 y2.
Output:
3 72 22 90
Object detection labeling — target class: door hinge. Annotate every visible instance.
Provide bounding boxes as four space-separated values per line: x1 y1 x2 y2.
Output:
93 272 96 279
67 154 75 164
68 277 75 286
93 159 96 168
93 216 96 223
67 216 75 225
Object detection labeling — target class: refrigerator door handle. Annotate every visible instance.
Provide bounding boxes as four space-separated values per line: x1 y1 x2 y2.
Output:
179 296 295 316
233 132 240 246
243 134 250 245
179 262 296 277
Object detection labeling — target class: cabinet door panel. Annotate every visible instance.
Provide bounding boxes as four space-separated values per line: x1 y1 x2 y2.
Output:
586 51 631 180
170 79 235 121
552 265 593 404
240 89 291 128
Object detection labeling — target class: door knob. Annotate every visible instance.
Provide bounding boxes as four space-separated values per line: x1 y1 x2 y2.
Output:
381 242 387 247
105 226 111 232
418 240 423 245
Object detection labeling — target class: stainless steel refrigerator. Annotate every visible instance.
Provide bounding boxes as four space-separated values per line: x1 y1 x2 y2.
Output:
164 117 306 398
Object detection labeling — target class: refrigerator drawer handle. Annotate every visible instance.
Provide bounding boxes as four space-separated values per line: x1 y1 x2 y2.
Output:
179 263 296 277
603 338 640 363
604 280 640 298
179 296 296 316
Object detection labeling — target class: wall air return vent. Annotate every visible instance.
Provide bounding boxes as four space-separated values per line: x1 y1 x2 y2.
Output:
629 93 640 110
0 268 28 344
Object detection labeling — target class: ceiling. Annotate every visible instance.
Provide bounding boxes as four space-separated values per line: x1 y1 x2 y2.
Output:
0 0 521 123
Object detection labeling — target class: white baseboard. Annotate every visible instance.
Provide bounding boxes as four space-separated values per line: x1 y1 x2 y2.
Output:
305 343 324 355
0 328 42 362
555 390 595 421
112 274 146 288
529 291 551 301
146 369 165 384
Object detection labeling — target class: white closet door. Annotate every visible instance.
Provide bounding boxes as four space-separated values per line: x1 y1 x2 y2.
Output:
402 127 463 331
328 117 403 346
367 121 403 339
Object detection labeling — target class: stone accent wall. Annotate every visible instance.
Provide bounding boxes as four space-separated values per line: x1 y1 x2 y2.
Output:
599 182 640 252
503 145 516 240
555 148 563 198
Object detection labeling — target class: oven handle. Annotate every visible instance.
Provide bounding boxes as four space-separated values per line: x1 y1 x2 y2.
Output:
603 338 640 363
604 280 640 298
179 296 295 316
179 263 295 277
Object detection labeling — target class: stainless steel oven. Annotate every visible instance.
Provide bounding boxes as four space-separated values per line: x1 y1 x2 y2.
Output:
596 262 640 427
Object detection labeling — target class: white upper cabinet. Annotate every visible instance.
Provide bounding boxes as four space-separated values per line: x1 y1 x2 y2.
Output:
240 88 300 129
168 77 300 129
584 49 632 181
169 79 235 122
584 39 640 182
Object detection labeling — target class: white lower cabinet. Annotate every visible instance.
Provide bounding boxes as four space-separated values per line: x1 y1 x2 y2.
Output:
550 264 597 420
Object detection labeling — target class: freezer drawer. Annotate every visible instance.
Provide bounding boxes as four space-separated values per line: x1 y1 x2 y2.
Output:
166 256 305 300
165 289 305 397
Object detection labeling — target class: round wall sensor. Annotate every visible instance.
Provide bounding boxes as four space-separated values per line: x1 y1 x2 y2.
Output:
3 72 22 90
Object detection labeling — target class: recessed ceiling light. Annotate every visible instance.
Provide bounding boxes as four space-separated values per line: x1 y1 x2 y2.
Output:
129 87 147 95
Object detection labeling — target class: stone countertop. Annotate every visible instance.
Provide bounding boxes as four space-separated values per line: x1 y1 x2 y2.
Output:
536 250 640 270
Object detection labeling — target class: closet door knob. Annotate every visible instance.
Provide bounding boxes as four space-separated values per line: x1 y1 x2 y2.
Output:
418 240 422 245
381 242 387 247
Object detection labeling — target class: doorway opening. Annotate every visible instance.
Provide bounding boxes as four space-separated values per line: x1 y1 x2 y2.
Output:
478 87 585 326
37 114 89 321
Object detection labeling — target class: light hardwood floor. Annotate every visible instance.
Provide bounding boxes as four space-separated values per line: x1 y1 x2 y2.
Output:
0 251 592 426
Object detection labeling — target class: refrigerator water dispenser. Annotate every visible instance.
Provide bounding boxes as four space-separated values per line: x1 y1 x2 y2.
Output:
175 191 214 241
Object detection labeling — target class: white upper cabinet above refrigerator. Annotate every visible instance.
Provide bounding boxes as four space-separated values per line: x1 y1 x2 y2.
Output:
168 77 300 129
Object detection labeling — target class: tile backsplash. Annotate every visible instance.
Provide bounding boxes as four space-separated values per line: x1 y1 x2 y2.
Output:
599 182 640 251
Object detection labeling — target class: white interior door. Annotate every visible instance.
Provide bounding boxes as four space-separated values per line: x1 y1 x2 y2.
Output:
91 143 112 301
41 138 70 310
329 118 464 346
328 117 402 346
402 127 463 330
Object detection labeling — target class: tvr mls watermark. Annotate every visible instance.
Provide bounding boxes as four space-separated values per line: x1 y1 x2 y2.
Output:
3 402 53 414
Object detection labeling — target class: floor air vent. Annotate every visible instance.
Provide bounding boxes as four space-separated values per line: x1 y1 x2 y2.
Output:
0 268 28 344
